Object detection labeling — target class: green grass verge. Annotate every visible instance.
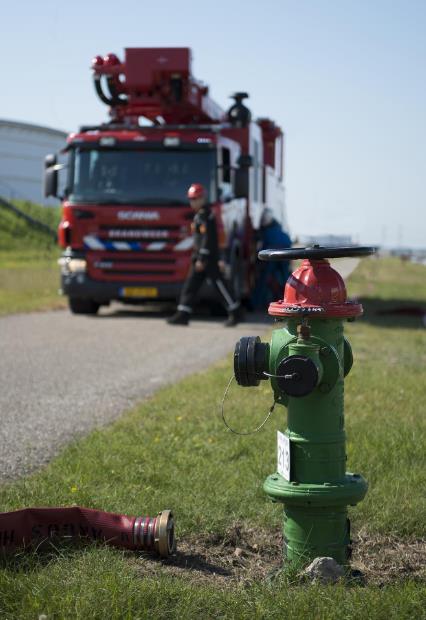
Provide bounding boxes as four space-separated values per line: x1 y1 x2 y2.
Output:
0 200 65 315
0 256 425 618
0 199 60 251
0 551 423 620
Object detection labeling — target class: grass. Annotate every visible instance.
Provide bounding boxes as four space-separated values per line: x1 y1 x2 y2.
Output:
344 257 426 536
0 200 65 315
0 256 425 618
0 199 60 251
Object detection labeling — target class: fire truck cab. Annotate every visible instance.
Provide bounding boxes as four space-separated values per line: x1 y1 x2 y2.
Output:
45 48 287 314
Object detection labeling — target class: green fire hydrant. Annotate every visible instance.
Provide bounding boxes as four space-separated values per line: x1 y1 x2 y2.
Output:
233 245 375 566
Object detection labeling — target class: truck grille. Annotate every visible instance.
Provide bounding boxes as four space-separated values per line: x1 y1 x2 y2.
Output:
86 249 190 282
99 225 181 244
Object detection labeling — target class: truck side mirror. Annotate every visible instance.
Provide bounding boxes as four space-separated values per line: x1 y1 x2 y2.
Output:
45 153 57 169
44 154 58 198
234 167 249 199
233 153 253 198
237 154 253 168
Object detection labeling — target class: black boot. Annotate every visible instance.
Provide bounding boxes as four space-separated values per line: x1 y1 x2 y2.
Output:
224 306 243 327
167 310 190 326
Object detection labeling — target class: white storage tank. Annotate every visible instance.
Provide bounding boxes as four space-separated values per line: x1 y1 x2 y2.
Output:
0 119 67 205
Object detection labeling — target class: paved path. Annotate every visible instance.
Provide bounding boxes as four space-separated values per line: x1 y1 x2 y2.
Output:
0 257 359 481
0 308 269 480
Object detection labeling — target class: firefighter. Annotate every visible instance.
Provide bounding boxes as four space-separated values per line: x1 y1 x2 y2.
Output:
168 183 241 326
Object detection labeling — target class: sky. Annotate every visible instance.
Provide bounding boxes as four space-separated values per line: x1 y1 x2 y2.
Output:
2 0 425 248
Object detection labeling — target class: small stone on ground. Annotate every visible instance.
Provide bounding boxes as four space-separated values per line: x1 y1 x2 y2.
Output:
302 557 344 583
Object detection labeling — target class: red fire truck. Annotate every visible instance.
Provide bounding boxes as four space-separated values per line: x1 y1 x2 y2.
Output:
45 48 287 314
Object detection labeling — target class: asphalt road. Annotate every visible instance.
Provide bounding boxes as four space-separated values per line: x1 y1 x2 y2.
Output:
0 257 358 481
0 307 271 480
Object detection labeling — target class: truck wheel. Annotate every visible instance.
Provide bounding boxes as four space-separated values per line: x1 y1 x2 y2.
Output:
68 297 100 315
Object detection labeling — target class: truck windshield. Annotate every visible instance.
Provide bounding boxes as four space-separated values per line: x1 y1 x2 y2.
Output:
68 147 217 205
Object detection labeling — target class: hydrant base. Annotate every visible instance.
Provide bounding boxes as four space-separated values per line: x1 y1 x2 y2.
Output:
264 472 367 566
284 505 351 566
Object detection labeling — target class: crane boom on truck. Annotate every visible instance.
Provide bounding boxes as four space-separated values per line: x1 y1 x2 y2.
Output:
45 48 287 315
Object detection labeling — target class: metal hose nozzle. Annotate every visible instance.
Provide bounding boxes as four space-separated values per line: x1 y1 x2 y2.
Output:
133 510 176 557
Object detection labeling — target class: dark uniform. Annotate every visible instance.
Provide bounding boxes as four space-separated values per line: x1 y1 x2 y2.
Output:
177 205 240 317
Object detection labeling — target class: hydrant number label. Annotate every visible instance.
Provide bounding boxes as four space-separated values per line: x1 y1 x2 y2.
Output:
277 431 291 481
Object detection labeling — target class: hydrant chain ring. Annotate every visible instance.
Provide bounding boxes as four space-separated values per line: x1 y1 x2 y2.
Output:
221 375 276 436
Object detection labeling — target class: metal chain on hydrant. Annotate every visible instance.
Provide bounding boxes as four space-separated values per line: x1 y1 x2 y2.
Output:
221 374 277 436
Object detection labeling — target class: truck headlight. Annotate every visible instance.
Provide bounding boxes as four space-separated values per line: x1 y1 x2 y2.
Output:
58 258 87 274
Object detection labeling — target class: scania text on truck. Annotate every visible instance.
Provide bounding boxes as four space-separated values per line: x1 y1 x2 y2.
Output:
44 48 287 315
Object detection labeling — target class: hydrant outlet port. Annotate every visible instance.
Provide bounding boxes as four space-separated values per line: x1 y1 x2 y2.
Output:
276 356 319 397
234 336 269 386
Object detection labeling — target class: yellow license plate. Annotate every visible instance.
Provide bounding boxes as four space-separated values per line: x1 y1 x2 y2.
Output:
120 287 158 298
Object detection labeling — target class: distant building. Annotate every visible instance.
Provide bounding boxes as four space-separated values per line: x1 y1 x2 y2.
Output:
390 247 426 264
0 119 67 206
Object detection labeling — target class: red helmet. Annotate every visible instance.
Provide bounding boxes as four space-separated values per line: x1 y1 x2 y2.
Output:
187 183 205 199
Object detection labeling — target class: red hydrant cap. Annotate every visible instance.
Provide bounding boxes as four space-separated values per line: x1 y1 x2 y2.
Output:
268 259 363 319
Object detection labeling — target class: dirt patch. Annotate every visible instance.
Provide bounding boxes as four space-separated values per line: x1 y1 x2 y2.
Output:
133 523 426 587
351 529 426 586
134 523 282 587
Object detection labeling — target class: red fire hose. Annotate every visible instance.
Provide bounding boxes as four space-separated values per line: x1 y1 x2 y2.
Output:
0 506 175 557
